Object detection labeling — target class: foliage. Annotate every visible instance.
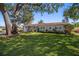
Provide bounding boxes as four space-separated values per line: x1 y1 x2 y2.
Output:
38 19 44 24
73 22 79 27
62 17 69 23
3 3 63 25
15 3 63 23
16 3 63 14
64 24 74 34
21 6 33 24
64 3 79 22
3 4 16 22
28 3 63 14
0 32 79 56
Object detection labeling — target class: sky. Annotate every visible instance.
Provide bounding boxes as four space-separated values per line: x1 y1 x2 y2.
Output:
33 3 73 24
0 12 5 26
0 3 76 26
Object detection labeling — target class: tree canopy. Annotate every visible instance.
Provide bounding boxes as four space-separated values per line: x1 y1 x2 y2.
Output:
64 3 79 22
15 3 63 24
15 3 63 14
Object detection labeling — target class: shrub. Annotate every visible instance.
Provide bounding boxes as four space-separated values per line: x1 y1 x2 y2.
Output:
74 29 79 33
64 24 74 34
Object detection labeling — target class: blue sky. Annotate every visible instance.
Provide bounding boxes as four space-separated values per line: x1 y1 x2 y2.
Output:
0 3 75 26
33 3 73 24
0 12 5 26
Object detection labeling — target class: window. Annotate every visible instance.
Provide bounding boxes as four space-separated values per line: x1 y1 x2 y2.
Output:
49 27 52 29
59 27 62 29
40 27 45 29
55 27 57 29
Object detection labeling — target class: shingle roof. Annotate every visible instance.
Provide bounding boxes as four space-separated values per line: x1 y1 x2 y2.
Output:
31 22 68 26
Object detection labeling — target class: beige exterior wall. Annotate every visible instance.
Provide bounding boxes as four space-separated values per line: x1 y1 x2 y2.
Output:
38 25 65 32
24 25 65 33
55 26 65 32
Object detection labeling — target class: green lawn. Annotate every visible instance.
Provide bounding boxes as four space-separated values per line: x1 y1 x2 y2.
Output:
0 32 79 56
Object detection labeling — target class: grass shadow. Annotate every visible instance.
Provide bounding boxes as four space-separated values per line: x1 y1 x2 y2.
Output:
0 32 79 56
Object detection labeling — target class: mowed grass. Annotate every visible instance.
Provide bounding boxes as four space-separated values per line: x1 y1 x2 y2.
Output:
0 32 79 56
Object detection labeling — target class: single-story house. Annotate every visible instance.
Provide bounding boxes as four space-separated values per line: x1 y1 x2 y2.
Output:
23 22 69 33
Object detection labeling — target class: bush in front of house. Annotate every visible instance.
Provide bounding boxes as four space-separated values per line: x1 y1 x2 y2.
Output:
64 24 74 34
74 28 79 33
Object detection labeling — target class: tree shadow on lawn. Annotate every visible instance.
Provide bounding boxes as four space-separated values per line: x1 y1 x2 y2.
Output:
0 33 79 56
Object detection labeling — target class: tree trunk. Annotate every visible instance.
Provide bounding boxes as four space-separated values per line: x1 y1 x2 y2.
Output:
0 3 12 36
1 11 12 36
11 20 18 34
0 4 19 36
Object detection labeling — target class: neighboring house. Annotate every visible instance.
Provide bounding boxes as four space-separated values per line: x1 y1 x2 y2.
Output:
0 26 5 30
23 22 69 33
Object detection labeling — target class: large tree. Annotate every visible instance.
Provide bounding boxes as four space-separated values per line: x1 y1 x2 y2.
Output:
0 3 63 36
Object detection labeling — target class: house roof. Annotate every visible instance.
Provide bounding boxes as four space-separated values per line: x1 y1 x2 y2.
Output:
31 22 68 27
